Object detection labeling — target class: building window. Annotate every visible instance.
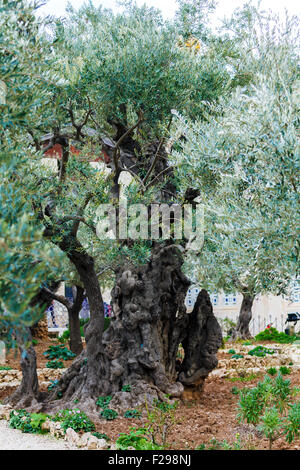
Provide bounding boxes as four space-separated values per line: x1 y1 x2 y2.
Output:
224 294 237 306
210 293 219 306
186 287 200 308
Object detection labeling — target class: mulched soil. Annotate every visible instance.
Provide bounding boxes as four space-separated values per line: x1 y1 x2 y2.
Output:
1 338 299 450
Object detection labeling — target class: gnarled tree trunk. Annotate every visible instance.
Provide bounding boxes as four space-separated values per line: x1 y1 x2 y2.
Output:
48 244 222 414
231 293 254 340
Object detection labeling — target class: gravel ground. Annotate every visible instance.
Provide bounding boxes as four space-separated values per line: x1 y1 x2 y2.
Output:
0 420 75 450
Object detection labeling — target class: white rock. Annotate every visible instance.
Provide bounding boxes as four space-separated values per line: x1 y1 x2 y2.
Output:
65 427 80 446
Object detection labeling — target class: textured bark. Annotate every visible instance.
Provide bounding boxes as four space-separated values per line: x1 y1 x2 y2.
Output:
68 286 85 355
5 329 39 408
47 245 222 413
179 289 223 399
232 294 254 340
42 236 110 414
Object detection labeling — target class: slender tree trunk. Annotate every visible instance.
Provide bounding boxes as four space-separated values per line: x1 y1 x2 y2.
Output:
5 328 39 408
68 286 85 355
232 293 254 340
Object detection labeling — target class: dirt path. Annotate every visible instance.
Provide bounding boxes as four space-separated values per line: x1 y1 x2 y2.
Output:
0 420 74 450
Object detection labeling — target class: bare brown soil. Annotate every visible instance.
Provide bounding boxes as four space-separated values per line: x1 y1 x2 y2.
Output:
1 339 299 450
5 338 79 370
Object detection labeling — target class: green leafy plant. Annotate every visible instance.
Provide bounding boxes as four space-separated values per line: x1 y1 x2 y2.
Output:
284 402 300 444
9 410 48 434
121 384 131 392
279 366 291 375
47 379 60 391
116 427 163 450
255 328 296 344
231 386 240 395
144 398 181 447
231 353 244 359
96 395 112 409
100 408 118 420
54 409 95 433
228 349 236 354
43 345 76 361
0 366 12 371
237 373 299 448
266 367 277 376
46 359 64 369
259 407 282 449
248 346 274 357
124 409 141 419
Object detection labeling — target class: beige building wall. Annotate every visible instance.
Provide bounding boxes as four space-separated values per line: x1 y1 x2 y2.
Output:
186 287 300 336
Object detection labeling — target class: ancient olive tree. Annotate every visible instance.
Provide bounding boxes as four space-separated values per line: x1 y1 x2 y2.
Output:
13 1 232 412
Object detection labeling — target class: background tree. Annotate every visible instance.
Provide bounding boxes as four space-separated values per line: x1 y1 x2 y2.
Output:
170 5 299 339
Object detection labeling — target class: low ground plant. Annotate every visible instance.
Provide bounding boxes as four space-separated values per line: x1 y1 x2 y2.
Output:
9 410 48 434
53 408 95 433
248 346 274 357
266 367 277 376
43 345 76 361
144 397 181 448
100 408 118 420
46 359 64 369
124 409 141 419
279 366 291 375
116 427 163 450
196 434 243 450
237 373 300 449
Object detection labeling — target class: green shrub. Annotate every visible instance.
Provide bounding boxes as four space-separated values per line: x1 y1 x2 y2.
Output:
231 354 244 359
46 359 64 369
32 339 38 346
284 402 300 443
231 386 240 395
0 366 12 370
124 409 141 419
255 327 296 344
236 373 298 449
279 366 291 375
228 349 236 354
43 345 76 361
121 384 131 392
100 408 118 420
266 367 277 376
54 409 95 433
